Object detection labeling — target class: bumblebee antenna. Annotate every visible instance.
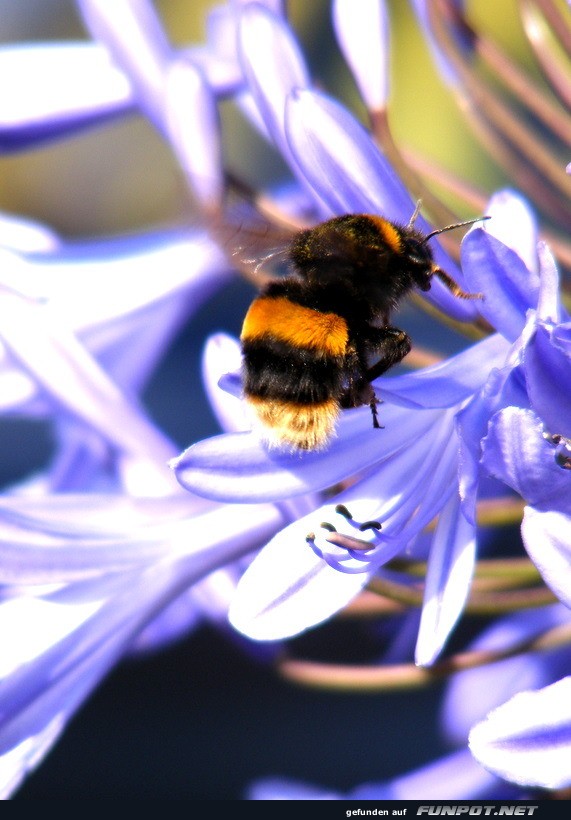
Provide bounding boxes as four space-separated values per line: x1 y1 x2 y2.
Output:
407 199 423 229
423 215 490 243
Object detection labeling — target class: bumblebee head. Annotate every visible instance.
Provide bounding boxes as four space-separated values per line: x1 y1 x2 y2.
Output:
413 210 490 298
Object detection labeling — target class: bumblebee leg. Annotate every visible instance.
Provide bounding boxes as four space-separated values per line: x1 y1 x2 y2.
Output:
364 326 411 382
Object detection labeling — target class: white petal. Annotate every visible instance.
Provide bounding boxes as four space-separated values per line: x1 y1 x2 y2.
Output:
470 677 571 789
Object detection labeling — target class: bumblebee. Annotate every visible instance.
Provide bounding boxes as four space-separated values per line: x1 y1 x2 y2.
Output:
239 210 485 450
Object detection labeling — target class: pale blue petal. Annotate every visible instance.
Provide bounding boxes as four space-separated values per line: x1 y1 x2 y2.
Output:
0 493 209 584
484 189 539 274
0 501 282 793
229 407 459 640
0 230 229 416
0 43 132 150
469 676 571 789
379 333 508 409
171 403 444 502
521 508 571 610
250 749 513 800
0 714 65 799
415 493 476 666
128 588 201 654
249 777 339 800
285 87 417 218
461 228 540 341
332 0 390 110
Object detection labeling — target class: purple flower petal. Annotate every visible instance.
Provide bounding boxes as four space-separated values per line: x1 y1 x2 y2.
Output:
163 59 223 210
0 229 229 415
0 493 208 584
481 407 571 514
238 3 309 161
415 494 476 666
285 87 416 218
469 676 571 789
525 322 571 439
0 290 176 480
171 403 445 502
201 334 250 433
354 748 513 800
536 241 564 324
0 714 65 799
228 519 368 640
332 0 390 110
379 333 508 409
521 508 571 610
0 495 282 795
229 406 461 639
0 43 133 151
484 189 539 274
461 228 540 341
77 0 172 127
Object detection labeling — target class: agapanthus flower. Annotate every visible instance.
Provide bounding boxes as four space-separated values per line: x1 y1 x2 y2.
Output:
2 0 571 801
171 0 571 796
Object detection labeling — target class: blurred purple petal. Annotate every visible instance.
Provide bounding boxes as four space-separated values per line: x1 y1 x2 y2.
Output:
163 59 223 210
0 291 176 480
0 43 133 151
469 676 571 789
353 749 514 800
521 508 571 609
332 0 390 111
410 0 468 88
0 212 59 253
77 0 172 127
238 3 309 161
415 494 476 666
442 605 571 745
536 241 564 324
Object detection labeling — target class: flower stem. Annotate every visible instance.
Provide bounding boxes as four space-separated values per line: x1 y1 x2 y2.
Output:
277 623 571 692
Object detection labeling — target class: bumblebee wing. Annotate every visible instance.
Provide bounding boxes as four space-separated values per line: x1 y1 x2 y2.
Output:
210 213 294 287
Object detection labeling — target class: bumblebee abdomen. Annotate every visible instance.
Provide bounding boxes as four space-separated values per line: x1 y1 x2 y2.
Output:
240 295 349 449
241 295 349 357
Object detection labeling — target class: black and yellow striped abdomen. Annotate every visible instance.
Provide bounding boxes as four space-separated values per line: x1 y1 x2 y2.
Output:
240 295 350 449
